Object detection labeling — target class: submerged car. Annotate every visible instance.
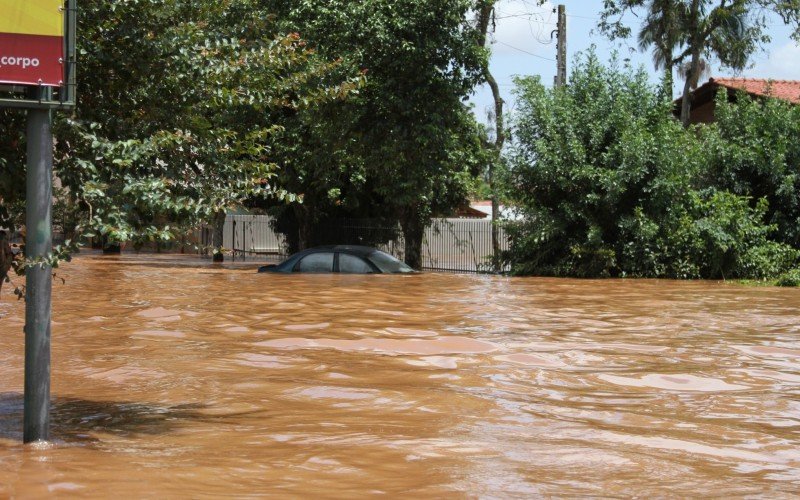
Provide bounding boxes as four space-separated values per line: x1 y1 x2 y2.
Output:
257 245 416 274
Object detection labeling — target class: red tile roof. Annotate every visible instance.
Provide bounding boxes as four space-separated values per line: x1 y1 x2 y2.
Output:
709 78 800 104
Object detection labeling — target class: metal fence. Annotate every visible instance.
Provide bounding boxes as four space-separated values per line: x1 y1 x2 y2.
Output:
196 214 289 260
204 214 510 273
423 218 510 273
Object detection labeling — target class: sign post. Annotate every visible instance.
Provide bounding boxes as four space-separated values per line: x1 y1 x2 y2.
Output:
0 0 76 443
24 86 54 443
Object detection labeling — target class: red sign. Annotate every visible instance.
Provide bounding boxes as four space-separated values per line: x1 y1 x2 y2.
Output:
0 0 64 87
0 33 63 86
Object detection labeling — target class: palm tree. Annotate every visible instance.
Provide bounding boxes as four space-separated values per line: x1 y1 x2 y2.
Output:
677 57 712 90
673 0 753 126
619 0 759 126
637 0 685 93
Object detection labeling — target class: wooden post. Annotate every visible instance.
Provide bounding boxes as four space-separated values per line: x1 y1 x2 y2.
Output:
554 5 567 87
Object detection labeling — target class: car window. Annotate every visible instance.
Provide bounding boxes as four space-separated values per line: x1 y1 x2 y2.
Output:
295 252 334 273
367 250 415 273
338 253 374 274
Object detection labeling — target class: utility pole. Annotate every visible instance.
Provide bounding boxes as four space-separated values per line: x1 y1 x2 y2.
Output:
554 4 567 87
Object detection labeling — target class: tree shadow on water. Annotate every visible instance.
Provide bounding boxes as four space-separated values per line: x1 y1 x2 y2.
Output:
0 392 209 444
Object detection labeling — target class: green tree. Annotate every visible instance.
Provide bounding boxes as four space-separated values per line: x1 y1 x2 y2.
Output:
506 51 798 279
260 98 369 252
0 0 359 269
265 0 487 268
600 0 800 125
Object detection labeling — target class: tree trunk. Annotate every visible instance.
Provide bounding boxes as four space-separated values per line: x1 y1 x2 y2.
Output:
400 209 425 271
680 49 701 127
293 204 313 251
660 55 674 101
477 1 505 272
664 65 673 96
486 73 504 272
211 209 226 262
487 151 501 271
680 0 702 127
101 235 121 254
0 231 11 295
63 194 78 245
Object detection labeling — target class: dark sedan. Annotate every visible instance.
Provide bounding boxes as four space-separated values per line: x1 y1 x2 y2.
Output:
257 245 416 274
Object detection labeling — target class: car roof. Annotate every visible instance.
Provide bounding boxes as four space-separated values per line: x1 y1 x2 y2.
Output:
303 245 380 257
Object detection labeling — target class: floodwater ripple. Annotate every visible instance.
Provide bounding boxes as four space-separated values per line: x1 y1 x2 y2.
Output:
1 253 799 497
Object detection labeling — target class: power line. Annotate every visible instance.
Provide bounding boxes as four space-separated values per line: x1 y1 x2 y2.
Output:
494 13 556 24
530 9 556 44
494 11 556 24
493 40 556 61
492 7 556 44
515 0 600 21
565 13 600 21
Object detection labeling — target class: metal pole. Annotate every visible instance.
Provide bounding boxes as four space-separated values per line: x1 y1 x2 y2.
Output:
231 219 236 262
24 87 54 444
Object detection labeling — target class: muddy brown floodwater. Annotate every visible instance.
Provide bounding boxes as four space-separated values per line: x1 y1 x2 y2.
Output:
1 254 799 497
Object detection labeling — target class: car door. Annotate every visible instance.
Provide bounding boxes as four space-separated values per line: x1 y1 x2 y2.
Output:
293 252 334 273
337 252 376 274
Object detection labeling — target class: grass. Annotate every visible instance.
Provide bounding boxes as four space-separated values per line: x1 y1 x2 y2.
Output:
729 268 800 287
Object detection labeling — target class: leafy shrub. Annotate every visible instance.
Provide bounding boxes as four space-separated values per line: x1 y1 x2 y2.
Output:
708 91 800 248
505 51 799 279
776 268 800 287
506 51 694 277
690 191 798 279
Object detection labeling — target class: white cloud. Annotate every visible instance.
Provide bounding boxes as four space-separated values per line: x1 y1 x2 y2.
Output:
743 42 800 80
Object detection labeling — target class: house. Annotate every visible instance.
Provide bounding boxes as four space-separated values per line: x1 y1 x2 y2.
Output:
675 77 800 124
452 204 490 219
467 201 522 220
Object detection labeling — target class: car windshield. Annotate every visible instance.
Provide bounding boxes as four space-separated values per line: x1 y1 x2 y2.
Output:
367 250 415 273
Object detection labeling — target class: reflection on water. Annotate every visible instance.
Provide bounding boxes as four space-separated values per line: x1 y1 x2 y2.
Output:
1 253 799 496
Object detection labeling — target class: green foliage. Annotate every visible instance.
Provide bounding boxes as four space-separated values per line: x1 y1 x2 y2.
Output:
669 191 797 279
776 268 800 287
0 109 26 230
705 91 800 248
1 0 359 264
62 1 361 247
260 0 488 263
507 51 687 277
505 50 799 279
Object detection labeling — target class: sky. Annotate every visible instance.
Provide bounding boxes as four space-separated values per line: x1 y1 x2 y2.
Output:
470 0 800 122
